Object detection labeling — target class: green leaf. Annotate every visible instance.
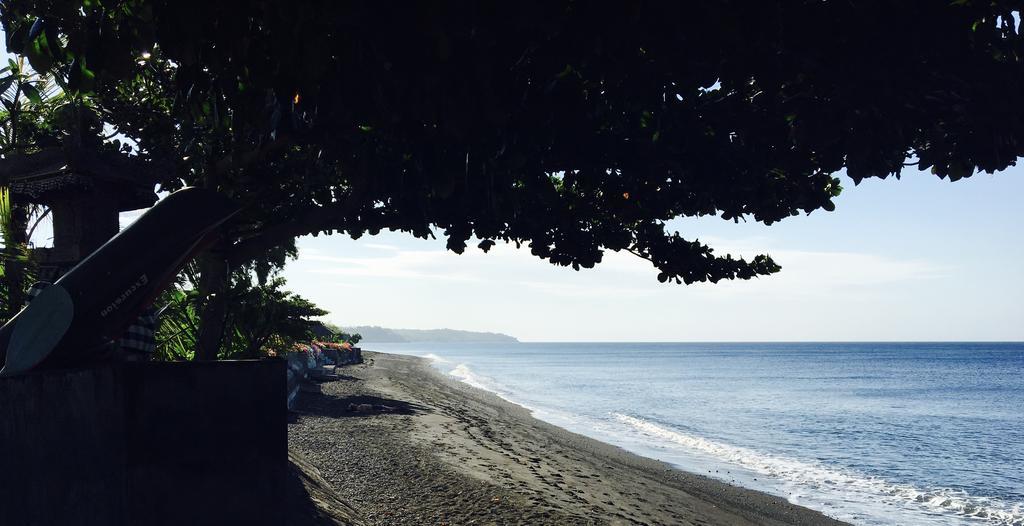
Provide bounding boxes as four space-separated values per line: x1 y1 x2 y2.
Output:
641 110 653 128
27 19 45 42
25 32 54 72
68 61 82 91
21 83 42 105
0 75 15 94
67 59 96 93
947 163 973 181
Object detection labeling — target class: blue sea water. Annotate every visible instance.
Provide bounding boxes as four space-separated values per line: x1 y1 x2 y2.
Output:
370 342 1024 526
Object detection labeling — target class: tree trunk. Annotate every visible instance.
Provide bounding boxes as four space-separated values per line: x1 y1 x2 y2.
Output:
195 243 230 361
245 335 264 360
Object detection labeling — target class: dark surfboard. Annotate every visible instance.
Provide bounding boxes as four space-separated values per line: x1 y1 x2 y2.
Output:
0 188 239 375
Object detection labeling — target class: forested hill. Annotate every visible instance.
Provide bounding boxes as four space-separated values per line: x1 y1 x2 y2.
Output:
347 326 518 343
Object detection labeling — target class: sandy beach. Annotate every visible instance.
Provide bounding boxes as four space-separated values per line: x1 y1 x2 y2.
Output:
288 351 848 525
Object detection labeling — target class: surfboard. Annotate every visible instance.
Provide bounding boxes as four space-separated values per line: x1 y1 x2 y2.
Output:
0 187 239 375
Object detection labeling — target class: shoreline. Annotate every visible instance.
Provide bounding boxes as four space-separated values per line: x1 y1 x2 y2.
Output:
289 350 848 525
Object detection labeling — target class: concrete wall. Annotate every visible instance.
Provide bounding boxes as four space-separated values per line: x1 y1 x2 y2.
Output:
0 360 287 526
286 351 310 408
313 346 363 367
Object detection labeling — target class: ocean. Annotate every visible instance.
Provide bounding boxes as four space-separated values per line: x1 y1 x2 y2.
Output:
369 342 1024 526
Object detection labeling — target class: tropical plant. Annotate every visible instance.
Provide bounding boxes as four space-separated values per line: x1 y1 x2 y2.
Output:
0 56 62 319
152 262 203 361
0 57 63 151
338 332 362 346
320 322 362 346
154 259 328 360
0 185 12 306
222 277 327 359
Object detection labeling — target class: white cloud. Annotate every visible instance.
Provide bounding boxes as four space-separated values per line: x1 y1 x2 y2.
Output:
280 227 1005 341
302 250 486 282
689 249 952 300
519 279 657 299
297 236 949 302
362 243 401 251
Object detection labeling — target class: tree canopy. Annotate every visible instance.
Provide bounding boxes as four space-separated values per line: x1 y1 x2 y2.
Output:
2 1 1022 287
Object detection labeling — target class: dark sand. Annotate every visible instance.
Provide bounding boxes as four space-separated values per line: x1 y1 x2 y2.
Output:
288 351 848 525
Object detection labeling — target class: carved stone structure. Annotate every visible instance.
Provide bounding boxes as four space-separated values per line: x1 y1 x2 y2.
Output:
0 147 161 280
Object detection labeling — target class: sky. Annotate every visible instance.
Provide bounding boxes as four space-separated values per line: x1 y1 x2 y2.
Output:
4 34 1022 342
277 170 1024 342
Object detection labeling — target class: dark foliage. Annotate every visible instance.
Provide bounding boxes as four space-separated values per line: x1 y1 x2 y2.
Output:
2 2 1021 284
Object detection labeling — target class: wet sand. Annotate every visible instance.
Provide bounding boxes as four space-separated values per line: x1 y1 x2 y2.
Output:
288 351 848 525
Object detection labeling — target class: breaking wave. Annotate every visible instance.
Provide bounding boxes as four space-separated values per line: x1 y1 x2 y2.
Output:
449 363 494 392
613 413 1024 526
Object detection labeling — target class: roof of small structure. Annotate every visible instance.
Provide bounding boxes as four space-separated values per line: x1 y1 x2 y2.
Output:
0 147 166 211
309 322 338 339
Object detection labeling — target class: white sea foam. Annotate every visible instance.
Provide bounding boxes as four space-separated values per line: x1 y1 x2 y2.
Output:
445 363 545 415
449 363 493 391
422 353 450 364
613 413 1024 526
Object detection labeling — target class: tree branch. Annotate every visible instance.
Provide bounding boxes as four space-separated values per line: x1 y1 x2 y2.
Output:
226 203 349 267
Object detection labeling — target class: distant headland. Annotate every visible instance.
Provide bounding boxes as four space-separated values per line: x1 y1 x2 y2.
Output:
346 326 519 343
